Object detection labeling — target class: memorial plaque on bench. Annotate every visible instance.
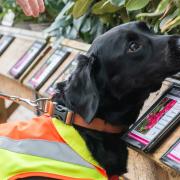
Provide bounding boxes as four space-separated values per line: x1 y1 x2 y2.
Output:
122 85 180 152
46 58 78 96
9 41 46 79
27 47 70 90
39 51 78 97
0 35 14 55
161 138 180 172
0 38 35 78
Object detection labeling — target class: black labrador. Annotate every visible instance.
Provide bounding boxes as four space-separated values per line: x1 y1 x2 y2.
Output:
27 21 180 179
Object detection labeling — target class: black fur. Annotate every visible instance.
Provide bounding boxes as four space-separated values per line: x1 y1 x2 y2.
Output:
27 22 180 179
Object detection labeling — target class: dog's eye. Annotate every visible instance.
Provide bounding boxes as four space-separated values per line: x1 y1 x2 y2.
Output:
128 42 141 53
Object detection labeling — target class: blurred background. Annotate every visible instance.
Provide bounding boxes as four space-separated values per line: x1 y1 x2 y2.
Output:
0 0 179 43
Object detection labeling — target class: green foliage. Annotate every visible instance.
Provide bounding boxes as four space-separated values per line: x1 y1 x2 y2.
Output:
73 0 94 18
92 0 120 14
110 0 126 7
126 0 150 11
0 0 179 43
46 0 180 42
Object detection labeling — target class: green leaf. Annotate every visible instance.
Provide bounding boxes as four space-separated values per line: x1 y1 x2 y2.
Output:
173 0 180 8
81 18 91 33
73 0 93 19
161 15 180 32
109 0 126 7
68 27 78 39
156 0 171 13
137 0 170 17
99 14 112 24
45 1 74 33
126 0 150 11
160 8 180 30
120 7 130 22
73 15 86 31
153 21 160 33
92 0 120 15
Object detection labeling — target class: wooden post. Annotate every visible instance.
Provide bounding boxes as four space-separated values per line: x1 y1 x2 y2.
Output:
125 149 169 180
0 99 7 123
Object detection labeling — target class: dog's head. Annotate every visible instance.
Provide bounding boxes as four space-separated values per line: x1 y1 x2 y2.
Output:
54 21 180 124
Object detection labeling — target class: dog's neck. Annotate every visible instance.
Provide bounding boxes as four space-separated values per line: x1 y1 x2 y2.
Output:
96 87 153 126
53 82 161 176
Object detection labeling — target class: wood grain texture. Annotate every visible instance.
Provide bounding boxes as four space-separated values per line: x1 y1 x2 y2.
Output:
22 48 56 89
0 38 34 79
61 38 90 52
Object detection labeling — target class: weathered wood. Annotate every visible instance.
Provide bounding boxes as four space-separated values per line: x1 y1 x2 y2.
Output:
19 44 52 82
0 74 35 111
0 25 46 41
125 149 170 180
0 38 34 79
0 99 7 123
6 102 19 119
22 47 56 89
61 38 90 52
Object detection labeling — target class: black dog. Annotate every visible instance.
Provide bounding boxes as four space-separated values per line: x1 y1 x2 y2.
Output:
28 21 180 179
53 21 180 177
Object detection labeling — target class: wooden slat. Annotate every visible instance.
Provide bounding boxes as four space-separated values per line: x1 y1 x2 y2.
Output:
19 44 52 82
61 38 90 52
0 99 7 123
6 102 19 119
22 47 56 89
0 38 34 79
0 25 46 41
0 74 35 111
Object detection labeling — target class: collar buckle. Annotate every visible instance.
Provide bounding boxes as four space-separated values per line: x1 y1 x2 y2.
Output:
45 101 74 125
54 104 74 124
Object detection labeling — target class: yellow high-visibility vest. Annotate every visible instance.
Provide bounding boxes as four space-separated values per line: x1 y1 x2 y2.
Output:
0 114 108 180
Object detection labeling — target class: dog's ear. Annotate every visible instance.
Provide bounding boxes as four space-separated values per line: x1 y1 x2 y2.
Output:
65 54 99 123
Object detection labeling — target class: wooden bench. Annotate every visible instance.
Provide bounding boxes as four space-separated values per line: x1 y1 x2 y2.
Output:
0 26 179 180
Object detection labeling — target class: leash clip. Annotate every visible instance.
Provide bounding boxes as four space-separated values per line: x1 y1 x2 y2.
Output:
0 92 51 113
10 96 51 113
0 92 73 123
25 97 52 113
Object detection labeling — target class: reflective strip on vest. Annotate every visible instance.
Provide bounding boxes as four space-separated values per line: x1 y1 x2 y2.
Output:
0 116 107 180
0 136 94 169
0 149 106 180
52 118 107 177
